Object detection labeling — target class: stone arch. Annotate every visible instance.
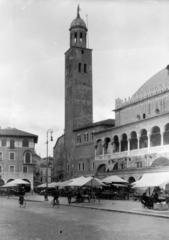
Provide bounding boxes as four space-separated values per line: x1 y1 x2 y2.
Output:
164 123 169 145
112 135 119 152
95 139 103 155
23 150 32 164
96 164 106 173
113 162 118 170
121 133 128 152
104 137 111 154
130 131 138 150
7 178 14 183
128 176 135 184
139 129 148 148
151 157 169 167
150 126 161 147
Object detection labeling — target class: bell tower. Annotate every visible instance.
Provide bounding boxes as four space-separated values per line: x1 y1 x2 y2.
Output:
65 5 93 133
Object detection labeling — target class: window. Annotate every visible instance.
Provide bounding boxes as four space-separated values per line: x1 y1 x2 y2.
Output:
92 162 95 170
78 163 81 171
0 166 2 172
22 139 29 147
74 32 77 43
77 135 81 144
2 139 6 147
24 152 31 164
9 152 15 161
0 152 3 161
9 165 15 173
78 63 81 73
23 166 28 173
9 139 15 149
84 133 89 142
84 64 87 73
136 162 142 168
91 132 94 140
67 164 69 172
80 32 83 42
82 162 85 171
143 113 146 119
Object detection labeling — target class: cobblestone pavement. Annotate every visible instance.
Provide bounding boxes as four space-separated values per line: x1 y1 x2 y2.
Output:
12 193 169 219
1 197 169 240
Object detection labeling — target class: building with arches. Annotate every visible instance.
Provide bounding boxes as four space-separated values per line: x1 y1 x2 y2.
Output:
95 66 169 182
53 6 169 182
0 128 38 189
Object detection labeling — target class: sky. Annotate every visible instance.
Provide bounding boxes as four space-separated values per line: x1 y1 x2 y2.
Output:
0 0 169 157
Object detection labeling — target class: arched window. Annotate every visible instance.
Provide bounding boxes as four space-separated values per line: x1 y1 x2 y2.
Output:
164 123 169 145
24 152 32 164
80 32 83 42
150 126 161 146
130 131 138 150
121 134 128 152
139 129 148 148
112 135 119 152
104 138 111 154
95 139 103 155
74 32 77 43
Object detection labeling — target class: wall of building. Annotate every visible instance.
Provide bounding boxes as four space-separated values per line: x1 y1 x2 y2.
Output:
115 91 169 126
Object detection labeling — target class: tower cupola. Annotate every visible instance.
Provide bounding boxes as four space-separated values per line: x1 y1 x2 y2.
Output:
69 5 87 48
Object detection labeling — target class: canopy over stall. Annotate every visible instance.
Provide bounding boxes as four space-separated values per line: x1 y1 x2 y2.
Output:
132 172 169 188
3 179 30 187
102 175 128 184
67 176 104 187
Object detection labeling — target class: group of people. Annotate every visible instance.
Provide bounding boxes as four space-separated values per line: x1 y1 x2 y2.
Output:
141 188 166 209
46 187 102 206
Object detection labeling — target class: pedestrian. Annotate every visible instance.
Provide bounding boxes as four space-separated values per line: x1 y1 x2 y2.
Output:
52 188 60 207
67 189 72 205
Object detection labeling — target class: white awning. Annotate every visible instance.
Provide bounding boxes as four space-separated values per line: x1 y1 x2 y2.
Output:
3 179 30 187
132 172 169 188
102 175 128 184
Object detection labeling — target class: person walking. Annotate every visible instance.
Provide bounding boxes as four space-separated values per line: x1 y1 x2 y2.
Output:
52 188 60 207
67 189 72 205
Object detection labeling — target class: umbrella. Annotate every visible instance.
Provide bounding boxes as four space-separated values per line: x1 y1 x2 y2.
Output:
3 179 30 187
83 176 104 187
48 182 63 188
36 183 47 188
102 175 128 184
68 176 88 187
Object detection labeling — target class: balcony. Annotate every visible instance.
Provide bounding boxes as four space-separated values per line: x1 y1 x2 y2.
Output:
95 144 169 161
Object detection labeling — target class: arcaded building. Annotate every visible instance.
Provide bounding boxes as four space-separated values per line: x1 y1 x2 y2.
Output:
54 7 169 181
95 66 169 182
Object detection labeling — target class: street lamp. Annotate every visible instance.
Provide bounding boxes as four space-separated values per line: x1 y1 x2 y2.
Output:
45 129 53 201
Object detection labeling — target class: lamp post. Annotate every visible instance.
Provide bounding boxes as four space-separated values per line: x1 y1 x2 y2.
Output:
45 129 53 201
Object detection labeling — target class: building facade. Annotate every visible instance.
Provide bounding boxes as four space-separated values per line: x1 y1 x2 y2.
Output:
53 7 114 180
94 66 169 182
0 128 38 189
54 7 169 182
